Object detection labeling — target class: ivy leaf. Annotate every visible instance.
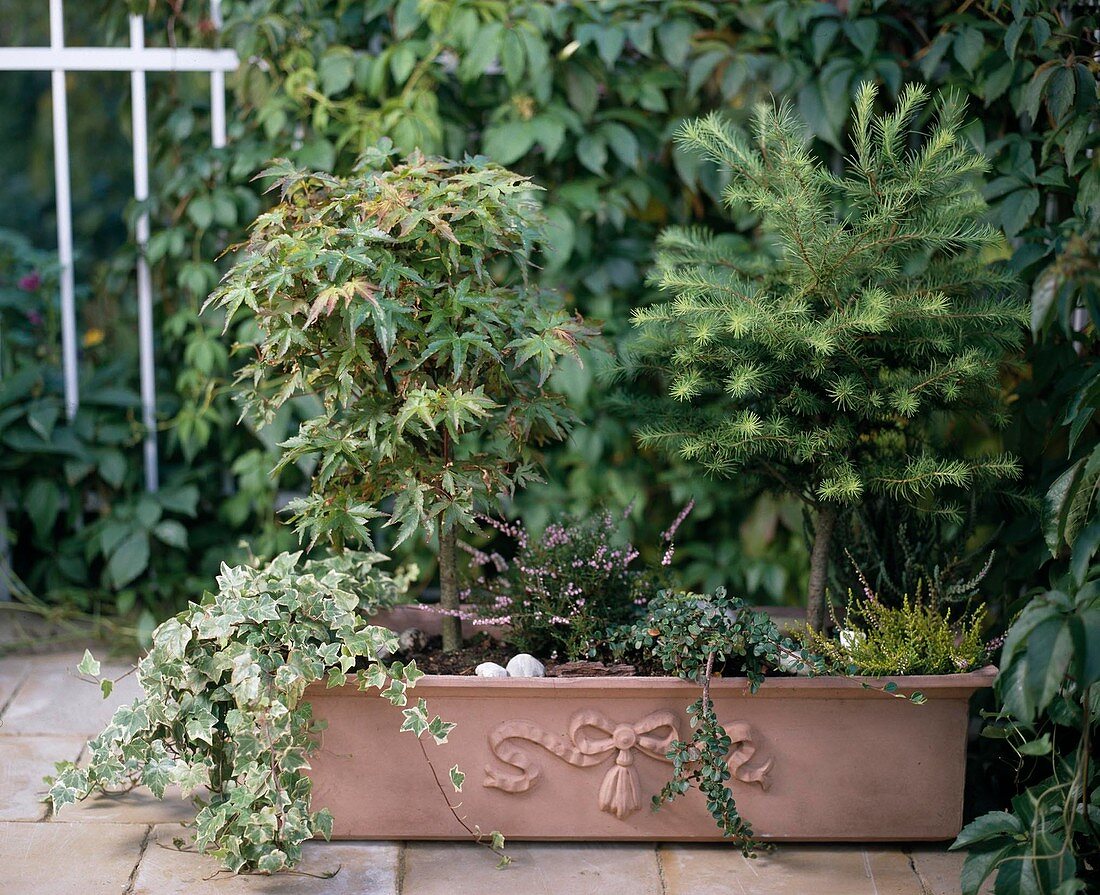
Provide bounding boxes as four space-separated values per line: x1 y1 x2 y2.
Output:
112 703 150 740
380 679 408 706
400 699 429 735
141 754 177 799
449 764 465 792
77 649 101 678
427 716 455 745
153 618 193 660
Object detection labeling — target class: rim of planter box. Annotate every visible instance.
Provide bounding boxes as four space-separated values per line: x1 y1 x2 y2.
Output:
312 665 996 699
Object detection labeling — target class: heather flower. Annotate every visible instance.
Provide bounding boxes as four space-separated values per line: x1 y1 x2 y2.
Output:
466 504 690 661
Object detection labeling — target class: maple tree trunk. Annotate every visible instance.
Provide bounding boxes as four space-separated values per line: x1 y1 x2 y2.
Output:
438 520 461 653
806 505 836 631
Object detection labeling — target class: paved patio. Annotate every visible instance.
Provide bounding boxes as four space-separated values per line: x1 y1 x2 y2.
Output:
0 647 972 894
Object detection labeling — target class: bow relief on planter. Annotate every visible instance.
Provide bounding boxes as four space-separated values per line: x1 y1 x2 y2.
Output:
483 708 771 820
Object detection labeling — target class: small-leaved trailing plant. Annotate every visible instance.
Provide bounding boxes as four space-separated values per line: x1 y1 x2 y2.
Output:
794 583 989 677
47 551 507 872
624 82 1025 630
609 587 822 855
204 143 597 652
462 502 693 661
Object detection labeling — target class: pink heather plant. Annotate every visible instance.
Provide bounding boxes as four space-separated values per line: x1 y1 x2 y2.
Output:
463 503 693 661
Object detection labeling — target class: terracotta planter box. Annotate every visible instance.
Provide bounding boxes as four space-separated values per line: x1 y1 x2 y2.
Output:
307 617 994 842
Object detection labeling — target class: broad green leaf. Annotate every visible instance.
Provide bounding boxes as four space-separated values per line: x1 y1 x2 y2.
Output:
106 531 150 590
657 19 694 67
952 28 984 74
951 811 1022 850
1043 458 1084 554
25 478 60 540
482 123 536 166
187 195 214 230
319 48 355 96
576 134 608 175
152 519 189 550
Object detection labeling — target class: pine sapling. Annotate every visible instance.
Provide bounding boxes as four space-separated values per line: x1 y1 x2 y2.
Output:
627 84 1024 628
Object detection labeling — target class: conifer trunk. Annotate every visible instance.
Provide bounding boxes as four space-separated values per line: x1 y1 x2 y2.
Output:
438 520 461 653
806 505 836 631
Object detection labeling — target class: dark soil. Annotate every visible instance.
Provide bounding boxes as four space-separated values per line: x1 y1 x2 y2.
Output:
406 634 515 675
405 634 659 677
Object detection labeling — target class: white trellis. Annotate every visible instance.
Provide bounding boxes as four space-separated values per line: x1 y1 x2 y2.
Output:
0 0 239 492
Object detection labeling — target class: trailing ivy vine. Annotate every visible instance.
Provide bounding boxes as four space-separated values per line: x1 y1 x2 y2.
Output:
46 551 494 872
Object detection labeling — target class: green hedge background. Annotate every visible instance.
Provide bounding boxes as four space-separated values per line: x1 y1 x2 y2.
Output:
0 0 1096 634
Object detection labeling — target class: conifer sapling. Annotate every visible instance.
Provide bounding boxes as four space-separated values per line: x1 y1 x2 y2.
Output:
628 84 1024 628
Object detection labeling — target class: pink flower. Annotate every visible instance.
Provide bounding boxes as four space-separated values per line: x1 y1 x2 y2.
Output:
18 272 42 292
662 499 695 543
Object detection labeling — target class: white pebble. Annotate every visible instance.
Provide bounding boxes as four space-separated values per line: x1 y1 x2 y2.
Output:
475 662 509 678
839 628 865 652
505 654 545 678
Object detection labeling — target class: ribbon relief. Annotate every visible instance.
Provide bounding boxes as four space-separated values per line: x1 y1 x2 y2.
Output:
484 708 772 820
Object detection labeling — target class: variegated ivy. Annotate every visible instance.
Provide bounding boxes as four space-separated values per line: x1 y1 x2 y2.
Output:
204 142 598 651
47 550 458 873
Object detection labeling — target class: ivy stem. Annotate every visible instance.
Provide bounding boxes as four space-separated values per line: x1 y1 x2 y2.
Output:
413 733 508 864
701 651 714 708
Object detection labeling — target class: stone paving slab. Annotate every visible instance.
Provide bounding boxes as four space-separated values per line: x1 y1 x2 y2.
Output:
0 655 30 717
0 820 147 895
57 782 208 826
402 842 663 895
52 743 212 825
659 843 928 894
0 652 142 736
0 734 86 820
131 826 401 894
911 847 991 894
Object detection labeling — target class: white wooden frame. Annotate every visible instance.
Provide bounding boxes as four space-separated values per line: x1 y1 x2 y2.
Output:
0 1 238 599
0 0 239 492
